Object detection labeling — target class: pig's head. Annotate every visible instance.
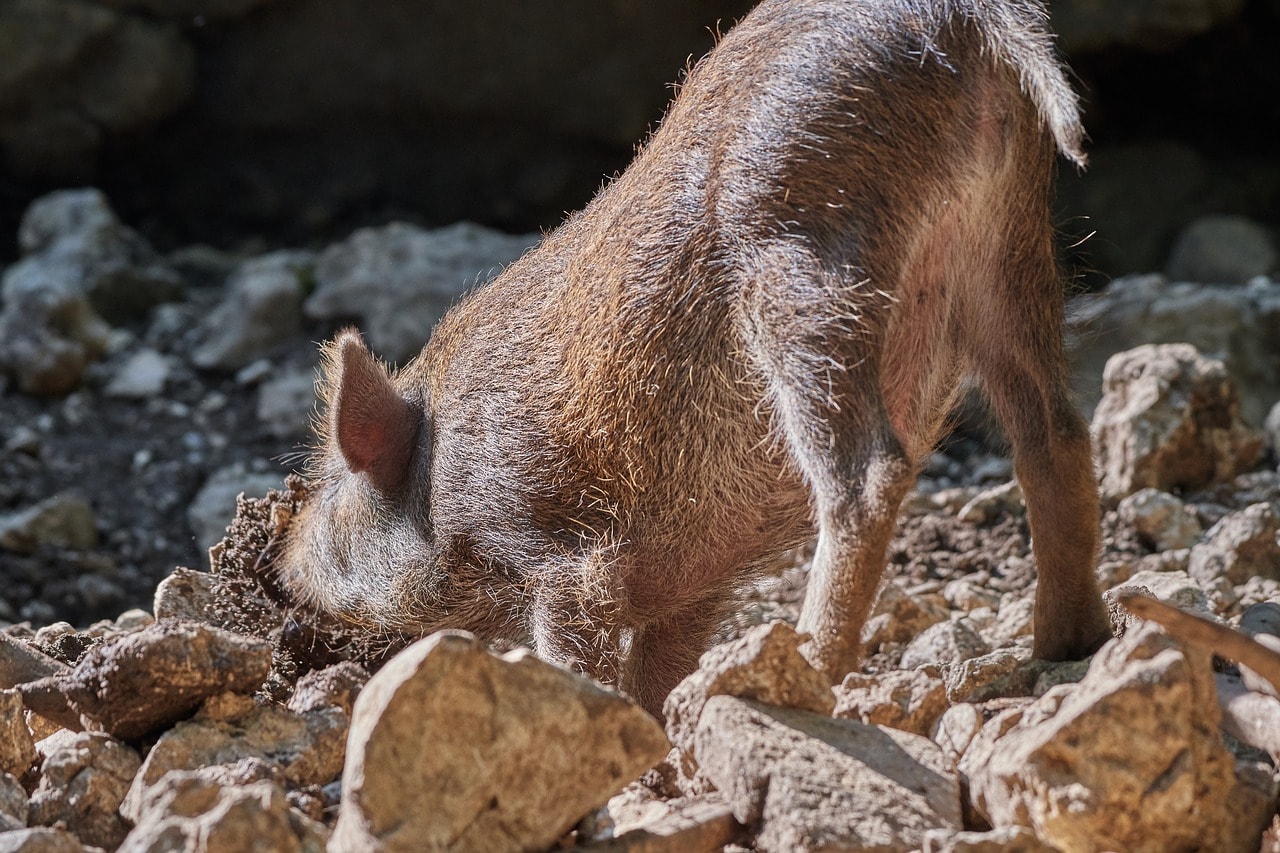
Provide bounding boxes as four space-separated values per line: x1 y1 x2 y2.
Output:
273 329 440 631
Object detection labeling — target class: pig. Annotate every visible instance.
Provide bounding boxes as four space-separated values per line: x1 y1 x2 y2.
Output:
275 0 1114 717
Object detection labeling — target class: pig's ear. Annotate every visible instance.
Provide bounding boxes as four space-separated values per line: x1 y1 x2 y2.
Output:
329 330 420 495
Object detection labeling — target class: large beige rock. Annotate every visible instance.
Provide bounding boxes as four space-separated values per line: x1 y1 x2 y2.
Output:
962 622 1271 852
1091 344 1265 502
694 696 962 852
333 631 669 853
663 622 834 755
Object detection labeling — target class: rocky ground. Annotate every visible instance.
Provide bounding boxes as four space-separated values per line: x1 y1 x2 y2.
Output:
2 188 1280 851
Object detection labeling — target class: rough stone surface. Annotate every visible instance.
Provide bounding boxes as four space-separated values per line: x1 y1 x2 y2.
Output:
191 251 313 371
1187 502 1280 586
663 622 835 755
932 703 983 767
25 620 272 740
922 825 1059 852
0 827 90 853
286 661 368 716
1091 343 1266 501
119 772 328 853
1118 570 1215 618
305 222 538 362
0 773 25 827
1117 487 1204 551
834 668 949 738
862 580 950 652
589 791 742 852
0 692 36 779
333 631 667 852
1070 276 1280 426
122 699 347 823
151 568 219 624
28 731 140 849
899 619 991 669
962 623 1270 852
695 695 962 852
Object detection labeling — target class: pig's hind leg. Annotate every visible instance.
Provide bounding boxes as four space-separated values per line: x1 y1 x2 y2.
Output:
738 245 917 684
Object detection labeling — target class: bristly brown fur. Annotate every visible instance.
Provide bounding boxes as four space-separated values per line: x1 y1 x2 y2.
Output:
273 0 1112 718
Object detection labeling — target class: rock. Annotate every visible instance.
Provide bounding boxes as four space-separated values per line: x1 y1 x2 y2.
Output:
1117 488 1204 551
16 621 272 740
186 465 285 556
0 494 96 555
119 773 328 853
28 731 140 849
254 369 317 439
962 623 1269 852
191 251 314 371
0 5 193 177
941 579 1002 613
956 480 1023 525
0 827 92 853
333 630 668 853
286 661 368 716
833 668 948 737
122 699 347 824
663 622 835 755
932 703 983 767
103 349 170 398
0 271 110 395
1091 343 1266 502
0 188 185 394
305 222 538 362
900 619 991 669
1166 214 1278 284
1266 401 1280 458
152 568 219 623
922 825 1058 852
0 692 36 778
0 773 25 827
1116 570 1214 617
1070 275 1280 425
11 189 183 323
588 791 743 852
862 580 950 652
0 634 69 689
939 649 1029 704
694 695 962 851
1188 502 1280 586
